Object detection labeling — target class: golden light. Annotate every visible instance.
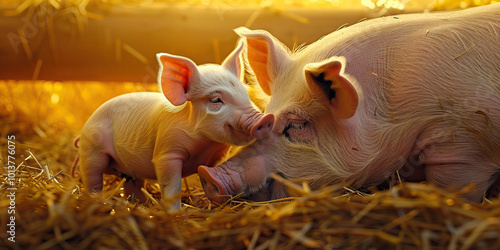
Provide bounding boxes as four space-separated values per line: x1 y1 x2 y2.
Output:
0 0 498 249
50 93 59 104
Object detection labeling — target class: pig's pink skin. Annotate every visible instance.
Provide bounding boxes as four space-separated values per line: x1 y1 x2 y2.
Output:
200 4 500 203
78 91 251 209
226 110 274 142
199 132 290 203
76 41 274 211
245 112 274 139
78 94 225 180
198 144 270 203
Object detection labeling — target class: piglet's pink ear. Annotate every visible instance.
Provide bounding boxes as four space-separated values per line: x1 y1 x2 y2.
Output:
156 53 198 106
305 57 359 119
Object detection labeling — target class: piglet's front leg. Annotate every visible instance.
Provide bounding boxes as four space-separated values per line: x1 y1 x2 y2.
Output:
152 153 184 212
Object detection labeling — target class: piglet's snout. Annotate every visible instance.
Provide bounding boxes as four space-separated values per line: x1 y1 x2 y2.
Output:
250 113 274 139
198 165 229 204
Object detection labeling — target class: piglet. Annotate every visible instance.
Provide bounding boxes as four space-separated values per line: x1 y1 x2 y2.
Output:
72 40 274 210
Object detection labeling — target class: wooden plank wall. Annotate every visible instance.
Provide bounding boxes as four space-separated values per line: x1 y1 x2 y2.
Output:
0 3 405 82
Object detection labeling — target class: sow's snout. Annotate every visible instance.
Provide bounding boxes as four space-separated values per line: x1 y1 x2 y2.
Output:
198 165 230 204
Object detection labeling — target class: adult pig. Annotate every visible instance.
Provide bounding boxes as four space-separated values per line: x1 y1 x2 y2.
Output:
199 4 500 203
72 40 274 210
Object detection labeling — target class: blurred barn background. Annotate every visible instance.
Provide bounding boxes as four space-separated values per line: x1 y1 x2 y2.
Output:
0 0 493 82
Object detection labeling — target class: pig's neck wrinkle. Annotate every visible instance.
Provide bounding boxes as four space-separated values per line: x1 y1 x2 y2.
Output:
328 119 362 172
179 102 212 136
175 102 200 126
157 101 206 135
338 112 423 187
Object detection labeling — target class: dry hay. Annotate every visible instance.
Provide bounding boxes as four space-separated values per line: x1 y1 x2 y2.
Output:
2 0 500 248
2 151 500 249
1 81 500 249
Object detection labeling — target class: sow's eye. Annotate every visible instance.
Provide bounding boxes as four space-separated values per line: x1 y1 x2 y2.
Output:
282 115 314 143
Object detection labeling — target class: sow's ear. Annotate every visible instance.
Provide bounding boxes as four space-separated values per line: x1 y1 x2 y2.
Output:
234 27 290 96
305 57 359 119
156 53 199 106
222 39 244 82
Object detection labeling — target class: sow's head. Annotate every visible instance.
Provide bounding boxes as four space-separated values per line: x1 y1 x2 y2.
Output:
199 27 362 203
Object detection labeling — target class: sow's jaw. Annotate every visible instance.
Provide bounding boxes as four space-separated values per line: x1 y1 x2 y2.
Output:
198 136 292 204
198 163 280 204
197 161 266 204
197 139 283 204
197 105 327 204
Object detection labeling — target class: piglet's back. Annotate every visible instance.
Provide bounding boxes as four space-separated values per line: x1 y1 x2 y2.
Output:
80 92 182 175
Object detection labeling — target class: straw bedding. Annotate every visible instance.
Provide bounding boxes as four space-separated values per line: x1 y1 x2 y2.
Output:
1 1 500 249
1 81 500 249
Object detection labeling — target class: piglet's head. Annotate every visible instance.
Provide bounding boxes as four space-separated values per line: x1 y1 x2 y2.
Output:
156 40 274 146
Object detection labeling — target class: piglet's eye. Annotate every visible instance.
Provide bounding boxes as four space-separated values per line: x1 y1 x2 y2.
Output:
210 97 223 104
